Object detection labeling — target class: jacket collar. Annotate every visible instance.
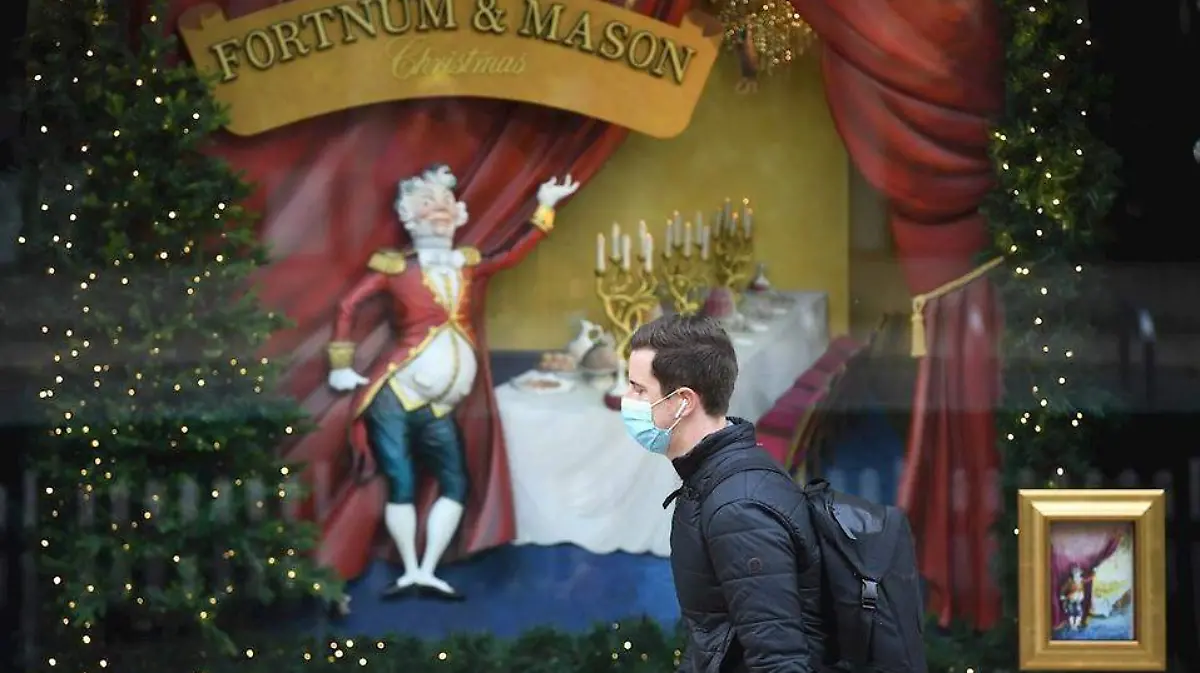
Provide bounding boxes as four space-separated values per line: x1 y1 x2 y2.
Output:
671 417 756 482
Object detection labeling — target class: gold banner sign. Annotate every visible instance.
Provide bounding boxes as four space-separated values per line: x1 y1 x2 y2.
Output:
179 0 722 138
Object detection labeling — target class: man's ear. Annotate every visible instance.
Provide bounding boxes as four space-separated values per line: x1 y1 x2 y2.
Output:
676 389 698 418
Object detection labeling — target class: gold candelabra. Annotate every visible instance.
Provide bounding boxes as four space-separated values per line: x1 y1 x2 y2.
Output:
594 223 661 359
711 198 755 292
658 212 710 316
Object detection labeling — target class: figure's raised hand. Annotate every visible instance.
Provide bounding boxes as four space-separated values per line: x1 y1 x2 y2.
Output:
537 175 580 208
328 367 369 392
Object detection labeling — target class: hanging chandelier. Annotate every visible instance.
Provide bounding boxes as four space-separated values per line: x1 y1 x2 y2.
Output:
715 0 817 74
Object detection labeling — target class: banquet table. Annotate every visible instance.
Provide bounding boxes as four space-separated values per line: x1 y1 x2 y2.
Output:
496 292 829 558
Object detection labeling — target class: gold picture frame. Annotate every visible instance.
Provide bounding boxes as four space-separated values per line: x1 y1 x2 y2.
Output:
1018 489 1167 671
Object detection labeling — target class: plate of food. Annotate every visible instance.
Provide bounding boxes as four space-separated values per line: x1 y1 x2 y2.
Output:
512 370 575 395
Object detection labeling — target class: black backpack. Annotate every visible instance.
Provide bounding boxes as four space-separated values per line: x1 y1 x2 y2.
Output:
694 452 927 673
802 478 927 673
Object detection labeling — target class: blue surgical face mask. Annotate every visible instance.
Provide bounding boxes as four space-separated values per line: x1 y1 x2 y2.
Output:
621 391 687 455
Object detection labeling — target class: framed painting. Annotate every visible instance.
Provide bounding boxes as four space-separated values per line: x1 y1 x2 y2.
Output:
1018 489 1167 671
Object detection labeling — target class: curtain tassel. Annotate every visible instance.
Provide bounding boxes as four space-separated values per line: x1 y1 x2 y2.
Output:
910 297 927 357
908 256 1006 359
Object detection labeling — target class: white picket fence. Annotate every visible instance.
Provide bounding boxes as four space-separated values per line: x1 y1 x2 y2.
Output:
822 458 905 505
0 457 1197 666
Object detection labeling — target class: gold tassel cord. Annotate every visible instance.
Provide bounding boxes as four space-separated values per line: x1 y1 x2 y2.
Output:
910 305 928 358
910 257 1005 357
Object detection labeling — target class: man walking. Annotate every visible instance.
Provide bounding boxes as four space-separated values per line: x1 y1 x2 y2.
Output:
621 314 828 672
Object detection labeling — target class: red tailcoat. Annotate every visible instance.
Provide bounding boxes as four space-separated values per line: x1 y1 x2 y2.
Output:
315 215 551 580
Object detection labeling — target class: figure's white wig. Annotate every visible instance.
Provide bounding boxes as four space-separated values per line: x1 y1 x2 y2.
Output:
395 164 469 228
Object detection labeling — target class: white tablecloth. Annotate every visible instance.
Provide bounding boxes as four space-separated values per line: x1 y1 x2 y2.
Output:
496 292 829 557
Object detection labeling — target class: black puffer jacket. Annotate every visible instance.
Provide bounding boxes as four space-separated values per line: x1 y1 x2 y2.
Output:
666 419 828 673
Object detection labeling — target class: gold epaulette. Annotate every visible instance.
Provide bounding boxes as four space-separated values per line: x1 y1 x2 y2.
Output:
458 246 482 266
367 249 407 275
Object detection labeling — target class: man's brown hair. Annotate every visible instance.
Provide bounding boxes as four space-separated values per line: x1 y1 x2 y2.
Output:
629 314 738 416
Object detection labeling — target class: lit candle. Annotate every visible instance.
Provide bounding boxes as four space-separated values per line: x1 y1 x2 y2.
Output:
683 221 693 257
644 233 654 272
741 198 750 223
621 234 631 271
723 198 732 224
745 208 753 238
596 233 606 272
673 210 682 228
611 223 620 258
638 220 648 259
664 219 674 257
701 225 710 260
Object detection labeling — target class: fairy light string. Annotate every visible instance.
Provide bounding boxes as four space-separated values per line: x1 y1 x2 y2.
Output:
25 2 338 670
969 0 1120 669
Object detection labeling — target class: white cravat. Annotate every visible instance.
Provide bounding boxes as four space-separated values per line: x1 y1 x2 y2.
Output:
417 248 465 269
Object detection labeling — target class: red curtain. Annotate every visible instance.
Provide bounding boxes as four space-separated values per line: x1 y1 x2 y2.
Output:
786 0 1005 628
1049 525 1125 628
146 0 687 577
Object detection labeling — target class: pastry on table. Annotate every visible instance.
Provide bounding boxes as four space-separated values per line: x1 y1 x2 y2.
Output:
539 351 577 372
512 369 574 394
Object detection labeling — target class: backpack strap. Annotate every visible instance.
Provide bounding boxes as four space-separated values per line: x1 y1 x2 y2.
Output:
683 452 797 583
695 451 786 504
662 450 785 510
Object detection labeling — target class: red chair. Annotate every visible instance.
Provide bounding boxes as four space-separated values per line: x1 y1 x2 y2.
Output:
757 336 868 474
758 386 825 465
785 400 825 478
793 367 831 391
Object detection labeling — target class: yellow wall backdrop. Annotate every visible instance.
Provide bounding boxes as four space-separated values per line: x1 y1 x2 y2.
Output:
847 164 910 336
484 51 849 351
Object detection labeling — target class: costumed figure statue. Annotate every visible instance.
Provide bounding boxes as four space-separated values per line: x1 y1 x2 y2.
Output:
1058 564 1093 630
327 165 579 602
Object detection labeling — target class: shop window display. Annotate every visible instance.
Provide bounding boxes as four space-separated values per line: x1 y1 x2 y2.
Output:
11 0 1121 670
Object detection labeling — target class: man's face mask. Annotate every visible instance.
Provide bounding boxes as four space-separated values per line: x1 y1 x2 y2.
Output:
620 389 686 455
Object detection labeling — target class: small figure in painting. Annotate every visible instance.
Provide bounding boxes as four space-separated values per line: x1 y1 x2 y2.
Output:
1049 521 1136 641
325 165 579 606
1058 564 1093 631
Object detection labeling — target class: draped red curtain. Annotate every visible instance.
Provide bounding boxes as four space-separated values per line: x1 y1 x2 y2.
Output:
146 0 687 579
1049 525 1125 628
786 0 1005 629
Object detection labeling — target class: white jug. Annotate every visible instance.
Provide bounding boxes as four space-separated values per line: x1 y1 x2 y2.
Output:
566 319 601 362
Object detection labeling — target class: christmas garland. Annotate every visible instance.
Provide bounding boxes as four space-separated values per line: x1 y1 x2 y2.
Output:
38 614 984 672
